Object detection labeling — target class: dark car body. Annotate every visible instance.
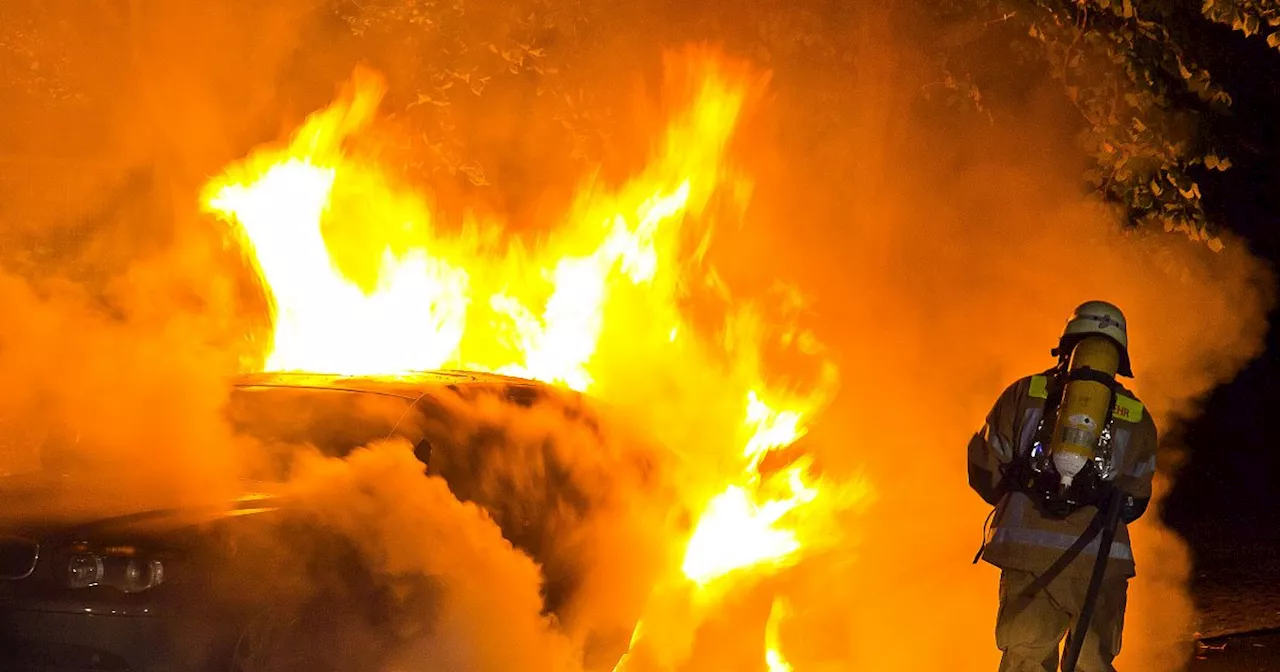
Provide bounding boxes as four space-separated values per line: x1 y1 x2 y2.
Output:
0 370 648 672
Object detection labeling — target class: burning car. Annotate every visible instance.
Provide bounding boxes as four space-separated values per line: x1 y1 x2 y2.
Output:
0 370 656 672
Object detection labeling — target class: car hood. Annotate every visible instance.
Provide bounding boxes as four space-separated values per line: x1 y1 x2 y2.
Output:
0 471 283 538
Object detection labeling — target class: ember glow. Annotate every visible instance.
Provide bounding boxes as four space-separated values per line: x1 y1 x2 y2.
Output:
203 53 868 670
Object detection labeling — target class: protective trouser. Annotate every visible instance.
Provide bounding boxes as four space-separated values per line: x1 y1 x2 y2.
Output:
996 568 1128 672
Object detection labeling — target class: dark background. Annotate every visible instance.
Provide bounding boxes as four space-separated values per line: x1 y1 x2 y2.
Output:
1161 21 1280 544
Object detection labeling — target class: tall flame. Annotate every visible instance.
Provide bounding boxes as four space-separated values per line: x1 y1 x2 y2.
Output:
203 64 741 391
203 53 868 671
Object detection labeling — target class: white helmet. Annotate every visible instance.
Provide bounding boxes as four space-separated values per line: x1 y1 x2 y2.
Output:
1060 300 1132 376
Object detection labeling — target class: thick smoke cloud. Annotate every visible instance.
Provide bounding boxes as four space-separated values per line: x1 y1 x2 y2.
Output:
2 1 1274 672
244 386 681 672
284 439 579 672
0 266 250 520
691 14 1274 670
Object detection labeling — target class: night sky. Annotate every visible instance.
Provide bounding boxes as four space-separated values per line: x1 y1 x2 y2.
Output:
1160 20 1280 537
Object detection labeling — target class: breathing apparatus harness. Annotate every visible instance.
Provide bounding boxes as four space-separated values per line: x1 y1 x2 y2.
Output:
1012 353 1121 520
971 344 1122 564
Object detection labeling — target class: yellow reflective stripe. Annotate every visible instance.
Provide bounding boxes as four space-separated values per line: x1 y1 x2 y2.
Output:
1028 376 1049 399
1027 375 1144 422
1112 395 1144 423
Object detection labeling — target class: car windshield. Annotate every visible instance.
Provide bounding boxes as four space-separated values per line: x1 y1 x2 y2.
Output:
227 386 425 457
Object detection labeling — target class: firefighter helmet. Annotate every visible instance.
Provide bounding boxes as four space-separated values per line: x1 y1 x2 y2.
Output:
1060 300 1132 376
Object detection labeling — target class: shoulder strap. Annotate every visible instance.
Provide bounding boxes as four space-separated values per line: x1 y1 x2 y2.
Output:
1030 370 1066 450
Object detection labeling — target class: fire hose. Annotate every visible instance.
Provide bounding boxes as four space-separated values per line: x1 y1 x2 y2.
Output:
1060 486 1124 672
988 485 1125 671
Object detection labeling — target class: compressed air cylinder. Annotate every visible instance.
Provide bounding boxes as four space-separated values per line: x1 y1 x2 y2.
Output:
1049 336 1121 486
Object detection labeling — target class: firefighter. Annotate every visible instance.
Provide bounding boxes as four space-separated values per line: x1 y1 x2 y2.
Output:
968 301 1158 672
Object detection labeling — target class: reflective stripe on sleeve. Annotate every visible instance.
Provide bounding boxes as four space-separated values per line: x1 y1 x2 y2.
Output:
989 433 1012 461
1127 454 1157 478
1109 428 1129 474
1017 408 1043 457
1109 428 1155 478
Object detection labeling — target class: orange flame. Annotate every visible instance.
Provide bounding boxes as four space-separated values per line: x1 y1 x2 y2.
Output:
202 63 743 392
681 390 821 585
203 52 868 670
682 459 818 585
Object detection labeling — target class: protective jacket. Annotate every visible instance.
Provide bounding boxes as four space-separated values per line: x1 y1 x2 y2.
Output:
968 371 1158 580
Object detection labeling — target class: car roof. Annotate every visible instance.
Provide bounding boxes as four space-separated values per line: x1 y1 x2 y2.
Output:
230 370 552 401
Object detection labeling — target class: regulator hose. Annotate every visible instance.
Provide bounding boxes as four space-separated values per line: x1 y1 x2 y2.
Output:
1061 486 1124 672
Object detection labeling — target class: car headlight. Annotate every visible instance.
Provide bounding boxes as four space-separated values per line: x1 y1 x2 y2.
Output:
63 547 166 593
65 553 104 589
121 558 164 593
